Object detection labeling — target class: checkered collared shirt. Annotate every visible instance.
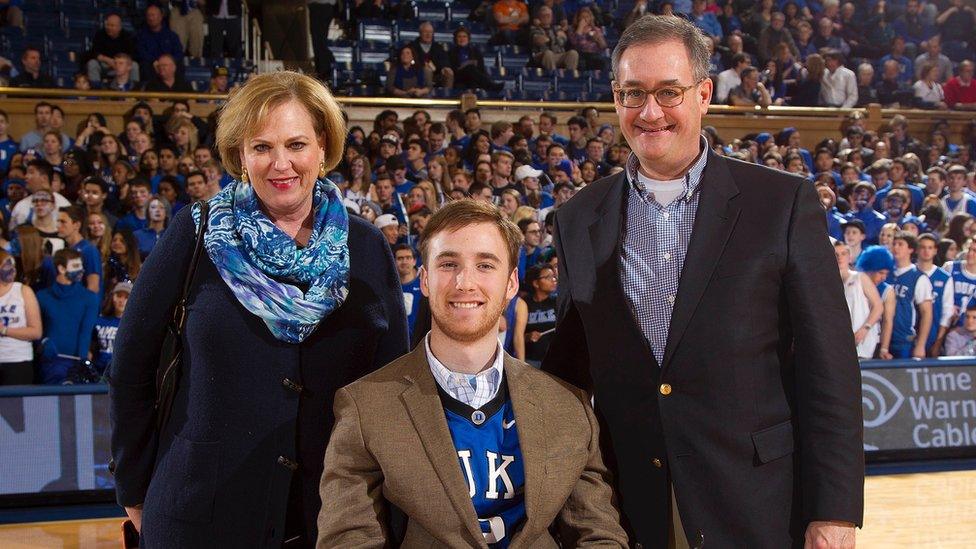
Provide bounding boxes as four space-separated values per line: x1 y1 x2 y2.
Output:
620 139 709 366
426 332 504 409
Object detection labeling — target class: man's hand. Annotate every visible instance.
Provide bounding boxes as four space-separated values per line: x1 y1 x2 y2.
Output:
853 326 867 344
124 505 143 532
529 331 541 342
804 521 855 549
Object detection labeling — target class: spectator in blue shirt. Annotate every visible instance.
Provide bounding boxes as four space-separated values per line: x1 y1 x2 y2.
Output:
56 205 101 294
136 4 184 67
877 36 915 85
91 280 130 377
848 181 888 244
892 0 936 51
690 0 722 39
133 195 170 259
0 109 17 176
116 179 152 232
36 248 99 384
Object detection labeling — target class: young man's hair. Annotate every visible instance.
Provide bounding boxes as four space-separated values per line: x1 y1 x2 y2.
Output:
467 181 491 198
53 247 83 269
384 155 405 172
490 121 513 140
539 112 557 125
419 199 523 270
375 172 393 185
525 263 555 287
428 122 446 136
894 230 918 251
517 217 538 234
926 166 947 179
129 177 152 192
406 138 429 154
393 243 415 257
82 176 109 194
464 108 481 118
186 170 207 183
490 150 514 164
27 159 54 182
33 101 53 114
567 115 588 130
918 232 939 246
59 205 85 225
966 303 976 314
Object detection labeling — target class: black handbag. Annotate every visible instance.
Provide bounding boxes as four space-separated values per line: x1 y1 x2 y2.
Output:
154 202 210 432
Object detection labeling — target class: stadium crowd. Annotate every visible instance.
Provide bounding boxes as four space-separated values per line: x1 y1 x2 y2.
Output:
0 0 974 385
0 0 974 107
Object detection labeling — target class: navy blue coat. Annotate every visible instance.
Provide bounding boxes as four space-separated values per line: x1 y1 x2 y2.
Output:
110 207 408 547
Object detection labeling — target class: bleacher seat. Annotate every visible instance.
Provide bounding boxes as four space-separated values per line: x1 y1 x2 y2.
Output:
360 19 393 44
330 41 355 64
415 2 449 22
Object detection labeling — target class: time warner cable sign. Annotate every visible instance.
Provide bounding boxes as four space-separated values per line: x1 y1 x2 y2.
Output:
862 360 976 455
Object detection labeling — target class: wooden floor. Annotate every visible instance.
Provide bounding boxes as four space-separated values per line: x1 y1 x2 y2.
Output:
1 470 974 547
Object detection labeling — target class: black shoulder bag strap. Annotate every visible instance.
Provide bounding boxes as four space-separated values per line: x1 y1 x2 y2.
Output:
155 201 210 432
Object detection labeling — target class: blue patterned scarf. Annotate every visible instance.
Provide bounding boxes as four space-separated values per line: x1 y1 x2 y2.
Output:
192 178 350 343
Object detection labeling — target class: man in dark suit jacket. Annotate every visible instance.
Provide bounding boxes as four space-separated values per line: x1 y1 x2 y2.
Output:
543 15 864 549
409 21 454 90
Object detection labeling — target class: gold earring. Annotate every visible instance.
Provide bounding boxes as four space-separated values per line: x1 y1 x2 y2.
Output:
319 161 327 179
241 167 249 183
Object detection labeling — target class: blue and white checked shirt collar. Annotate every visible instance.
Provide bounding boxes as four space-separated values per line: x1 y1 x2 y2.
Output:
426 332 504 410
625 136 710 202
620 137 709 366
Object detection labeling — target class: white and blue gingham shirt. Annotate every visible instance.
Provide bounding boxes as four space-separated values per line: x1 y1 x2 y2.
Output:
426 332 504 409
621 139 709 365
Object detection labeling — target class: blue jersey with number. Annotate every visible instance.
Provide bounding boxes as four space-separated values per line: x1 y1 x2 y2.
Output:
950 262 976 326
439 381 525 548
92 315 121 374
924 267 951 348
889 266 925 345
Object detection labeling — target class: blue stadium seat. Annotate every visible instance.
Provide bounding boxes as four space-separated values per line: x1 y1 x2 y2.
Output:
185 66 212 82
329 41 355 64
415 2 449 22
357 43 392 66
500 54 530 70
360 19 393 44
397 21 420 42
556 78 588 95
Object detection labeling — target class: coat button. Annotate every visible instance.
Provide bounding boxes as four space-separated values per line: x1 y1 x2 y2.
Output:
652 458 663 468
282 378 304 394
277 456 298 471
694 530 704 548
635 543 643 549
660 383 672 396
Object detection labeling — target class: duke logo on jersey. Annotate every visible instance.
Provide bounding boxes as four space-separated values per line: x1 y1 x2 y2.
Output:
439 381 525 548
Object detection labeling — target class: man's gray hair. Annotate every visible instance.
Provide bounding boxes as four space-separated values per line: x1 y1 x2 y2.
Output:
611 15 711 82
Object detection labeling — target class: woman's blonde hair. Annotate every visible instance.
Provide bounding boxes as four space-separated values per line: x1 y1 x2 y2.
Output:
415 180 440 212
216 71 346 179
87 211 113 261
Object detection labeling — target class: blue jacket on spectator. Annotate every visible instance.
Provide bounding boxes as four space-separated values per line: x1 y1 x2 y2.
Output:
136 26 184 66
37 281 99 359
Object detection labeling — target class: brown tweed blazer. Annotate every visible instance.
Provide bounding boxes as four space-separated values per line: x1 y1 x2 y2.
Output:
316 345 628 548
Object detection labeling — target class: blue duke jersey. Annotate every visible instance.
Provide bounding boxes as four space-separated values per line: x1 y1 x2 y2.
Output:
922 266 952 348
438 381 525 547
949 262 976 326
889 266 931 348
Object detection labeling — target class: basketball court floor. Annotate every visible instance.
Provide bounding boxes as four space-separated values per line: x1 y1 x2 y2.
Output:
1 469 974 547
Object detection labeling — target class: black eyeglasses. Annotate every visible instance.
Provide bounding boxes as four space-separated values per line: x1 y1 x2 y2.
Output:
612 79 705 108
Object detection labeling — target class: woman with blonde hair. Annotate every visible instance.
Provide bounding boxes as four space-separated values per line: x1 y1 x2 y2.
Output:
110 70 407 545
878 222 899 249
86 211 112 262
414 180 440 212
0 249 42 385
167 117 199 158
426 155 453 196
512 205 539 227
343 153 372 202
14 226 45 289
